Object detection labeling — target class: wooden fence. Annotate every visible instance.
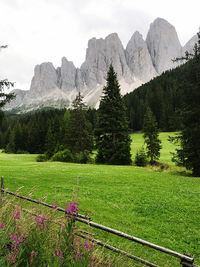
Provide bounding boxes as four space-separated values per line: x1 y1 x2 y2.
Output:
1 176 199 267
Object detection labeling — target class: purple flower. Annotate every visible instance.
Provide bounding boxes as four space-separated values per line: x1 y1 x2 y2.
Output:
53 248 63 265
65 202 79 216
60 251 63 265
35 216 40 224
7 255 17 263
9 233 23 248
30 250 37 257
52 204 58 210
34 215 47 229
0 223 5 229
12 211 20 219
9 234 16 240
40 215 46 224
84 241 93 251
53 247 59 257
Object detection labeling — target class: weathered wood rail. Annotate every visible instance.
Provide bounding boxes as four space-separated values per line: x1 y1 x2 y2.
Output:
1 176 199 267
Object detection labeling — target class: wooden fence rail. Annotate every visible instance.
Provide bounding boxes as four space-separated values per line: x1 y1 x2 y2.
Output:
1 176 199 267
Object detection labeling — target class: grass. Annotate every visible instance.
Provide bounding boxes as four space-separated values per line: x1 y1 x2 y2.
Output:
0 132 200 266
131 132 178 164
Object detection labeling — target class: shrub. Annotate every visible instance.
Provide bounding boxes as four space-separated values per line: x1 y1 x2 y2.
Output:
52 149 74 163
134 147 147 167
16 150 30 154
74 150 92 164
36 154 48 162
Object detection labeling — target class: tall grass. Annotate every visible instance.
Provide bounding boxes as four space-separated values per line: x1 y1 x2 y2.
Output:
0 196 96 266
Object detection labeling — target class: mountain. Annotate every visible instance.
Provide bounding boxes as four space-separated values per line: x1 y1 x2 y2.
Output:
5 18 198 113
183 35 198 54
146 18 182 74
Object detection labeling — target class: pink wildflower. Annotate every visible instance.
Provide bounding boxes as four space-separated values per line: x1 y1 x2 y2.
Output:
84 241 93 251
60 251 63 265
30 250 37 257
53 247 59 257
65 202 79 216
12 211 20 219
52 204 58 210
0 223 5 229
40 215 46 224
34 215 47 230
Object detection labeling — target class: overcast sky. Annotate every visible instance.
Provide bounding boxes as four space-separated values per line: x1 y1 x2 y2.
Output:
0 0 199 91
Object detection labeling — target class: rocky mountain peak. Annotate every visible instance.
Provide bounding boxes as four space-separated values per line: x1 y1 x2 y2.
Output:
126 31 157 82
183 35 198 54
60 57 77 92
30 62 58 96
146 17 182 74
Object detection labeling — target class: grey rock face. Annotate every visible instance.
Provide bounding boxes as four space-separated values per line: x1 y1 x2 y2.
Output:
126 31 157 82
80 33 133 89
146 18 182 74
30 62 59 96
183 35 198 55
60 57 77 92
5 89 27 110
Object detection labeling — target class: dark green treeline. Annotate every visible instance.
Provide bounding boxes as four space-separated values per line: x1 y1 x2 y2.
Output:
0 108 97 155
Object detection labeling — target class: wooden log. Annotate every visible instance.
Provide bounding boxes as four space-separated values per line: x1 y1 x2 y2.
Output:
1 176 4 197
1 188 91 220
72 216 194 263
77 232 159 267
180 253 195 267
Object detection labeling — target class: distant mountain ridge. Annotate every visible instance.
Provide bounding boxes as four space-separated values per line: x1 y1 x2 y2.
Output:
5 18 198 113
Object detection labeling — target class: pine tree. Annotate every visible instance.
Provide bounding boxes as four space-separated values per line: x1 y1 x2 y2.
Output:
95 64 132 165
0 46 15 113
66 93 94 154
171 31 200 176
45 125 57 158
143 107 162 165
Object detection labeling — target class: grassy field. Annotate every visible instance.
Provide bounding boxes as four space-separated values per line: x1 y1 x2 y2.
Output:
0 132 200 266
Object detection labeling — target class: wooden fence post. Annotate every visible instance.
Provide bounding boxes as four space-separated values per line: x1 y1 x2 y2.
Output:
1 176 4 197
180 253 194 267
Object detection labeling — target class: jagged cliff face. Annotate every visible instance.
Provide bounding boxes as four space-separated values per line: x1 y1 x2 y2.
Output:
125 31 157 82
5 18 198 113
183 35 198 54
146 18 182 74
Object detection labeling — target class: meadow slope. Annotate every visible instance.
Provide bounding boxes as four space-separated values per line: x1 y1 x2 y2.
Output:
0 132 199 266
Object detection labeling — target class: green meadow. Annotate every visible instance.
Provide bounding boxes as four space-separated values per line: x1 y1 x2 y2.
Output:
0 132 200 266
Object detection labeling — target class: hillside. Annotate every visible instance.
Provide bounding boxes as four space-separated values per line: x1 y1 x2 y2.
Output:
0 133 199 266
124 56 198 131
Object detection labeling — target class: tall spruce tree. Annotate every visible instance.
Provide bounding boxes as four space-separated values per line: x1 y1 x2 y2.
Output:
0 45 15 118
143 107 161 165
0 80 15 125
95 64 132 165
171 31 200 176
66 93 94 154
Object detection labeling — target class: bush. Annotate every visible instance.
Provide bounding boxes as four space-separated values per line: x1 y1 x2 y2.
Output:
16 150 30 154
74 150 92 164
134 147 147 167
36 154 48 162
52 149 74 163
